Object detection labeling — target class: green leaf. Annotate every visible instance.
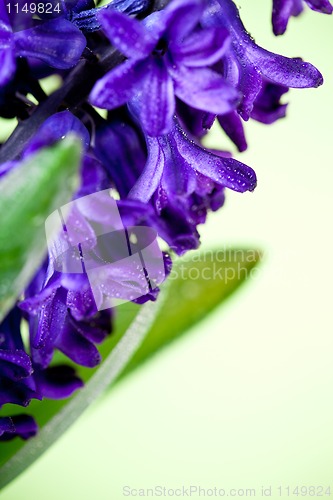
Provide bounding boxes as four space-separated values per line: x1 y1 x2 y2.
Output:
0 248 261 489
0 137 81 322
120 248 261 378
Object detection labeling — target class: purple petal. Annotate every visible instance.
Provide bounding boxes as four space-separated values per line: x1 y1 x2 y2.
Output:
31 287 67 349
30 343 53 370
160 136 197 198
13 19 86 69
0 306 25 351
78 155 111 198
164 0 204 41
237 64 263 120
66 288 98 321
173 123 257 193
0 379 39 408
35 365 83 399
0 415 37 441
68 310 112 344
60 272 91 293
117 199 157 233
0 46 15 86
0 1 11 25
251 82 289 124
94 121 146 198
176 100 216 138
90 59 143 109
128 137 165 202
68 0 93 13
0 350 33 379
272 0 303 35
61 203 96 249
218 111 248 152
171 27 230 68
305 0 333 12
0 417 15 437
205 0 323 89
98 9 157 60
10 414 37 440
155 204 201 255
170 65 240 115
20 273 61 316
248 48 323 88
55 319 101 368
73 190 123 233
23 111 90 157
131 58 175 136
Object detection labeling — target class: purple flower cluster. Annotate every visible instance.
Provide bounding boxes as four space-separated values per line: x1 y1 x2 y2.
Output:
0 0 330 440
272 0 332 35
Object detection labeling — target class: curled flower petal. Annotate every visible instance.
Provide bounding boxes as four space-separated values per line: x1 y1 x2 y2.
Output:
173 122 257 193
248 49 323 88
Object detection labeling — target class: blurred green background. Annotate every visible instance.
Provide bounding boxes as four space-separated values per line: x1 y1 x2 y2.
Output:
1 1 332 498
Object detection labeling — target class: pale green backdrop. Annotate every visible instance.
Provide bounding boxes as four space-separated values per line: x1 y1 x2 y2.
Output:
1 1 332 499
